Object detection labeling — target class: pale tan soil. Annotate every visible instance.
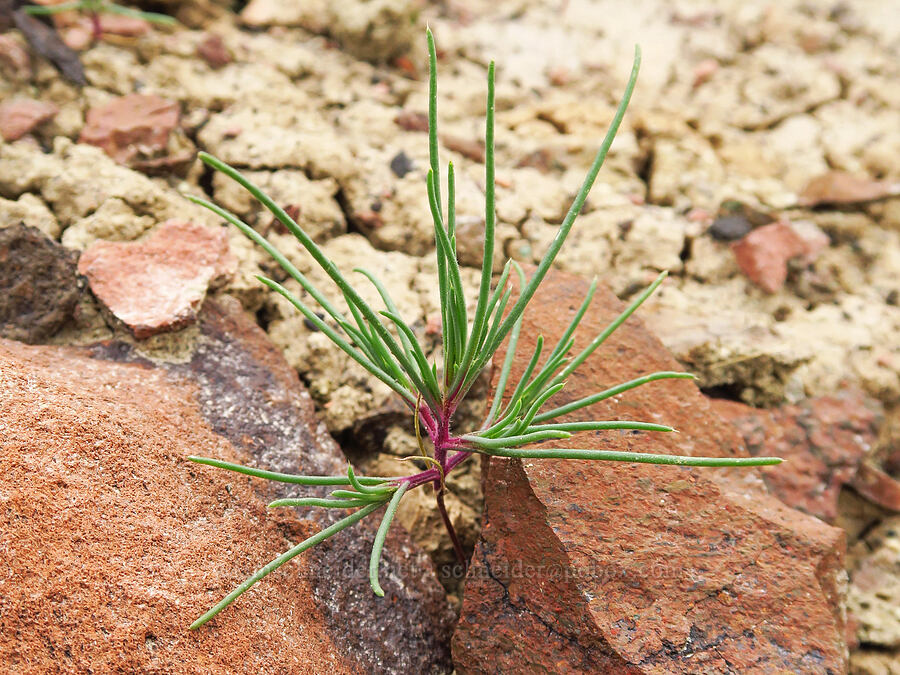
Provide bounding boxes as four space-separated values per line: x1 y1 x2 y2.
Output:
2 0 899 667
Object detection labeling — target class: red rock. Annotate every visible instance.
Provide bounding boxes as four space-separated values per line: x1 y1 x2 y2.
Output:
441 134 485 163
0 98 58 141
79 93 180 166
453 269 847 674
731 221 816 292
516 148 561 174
798 171 900 207
77 220 236 338
392 54 418 78
851 461 900 512
197 33 232 69
394 109 429 132
0 297 453 672
711 390 881 522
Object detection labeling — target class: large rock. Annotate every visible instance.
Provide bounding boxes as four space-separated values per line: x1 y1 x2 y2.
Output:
0 222 79 344
453 269 847 674
0 297 453 673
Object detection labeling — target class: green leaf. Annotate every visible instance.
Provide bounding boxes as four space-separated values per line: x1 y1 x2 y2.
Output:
532 371 695 424
188 456 393 485
189 501 383 629
268 498 374 509
469 446 784 467
546 271 668 390
451 59 497 396
483 46 642 358
369 481 409 596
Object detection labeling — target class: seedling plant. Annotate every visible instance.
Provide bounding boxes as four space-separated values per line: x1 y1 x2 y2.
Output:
24 0 176 40
186 30 781 629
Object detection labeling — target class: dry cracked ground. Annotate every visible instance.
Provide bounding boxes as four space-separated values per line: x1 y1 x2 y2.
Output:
1 0 900 673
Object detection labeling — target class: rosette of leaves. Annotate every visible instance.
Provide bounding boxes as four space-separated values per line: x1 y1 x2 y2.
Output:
186 29 781 629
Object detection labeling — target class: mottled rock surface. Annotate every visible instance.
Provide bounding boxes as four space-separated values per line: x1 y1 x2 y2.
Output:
80 93 178 161
731 221 822 293
79 93 192 173
0 297 453 674
712 390 882 523
77 219 235 338
0 97 57 141
453 269 847 674
0 222 79 343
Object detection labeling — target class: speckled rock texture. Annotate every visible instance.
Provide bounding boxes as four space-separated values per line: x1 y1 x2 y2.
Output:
453 269 847 674
0 297 453 674
0 222 79 343
712 390 883 523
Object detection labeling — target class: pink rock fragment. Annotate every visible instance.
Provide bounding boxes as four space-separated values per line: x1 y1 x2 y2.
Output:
197 33 232 69
97 14 150 37
0 99 58 141
692 58 718 88
77 220 236 338
731 221 826 293
799 170 900 206
0 35 31 79
79 94 179 165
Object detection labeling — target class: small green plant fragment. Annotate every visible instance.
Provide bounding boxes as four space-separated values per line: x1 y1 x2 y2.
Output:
186 29 782 629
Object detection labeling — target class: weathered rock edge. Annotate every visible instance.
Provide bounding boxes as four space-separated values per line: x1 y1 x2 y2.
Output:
452 269 847 674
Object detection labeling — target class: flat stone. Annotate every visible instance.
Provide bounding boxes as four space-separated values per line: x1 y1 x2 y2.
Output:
799 171 900 207
708 214 752 241
0 223 79 344
0 98 58 141
0 297 453 673
711 390 882 523
77 220 236 338
79 94 180 167
453 268 847 674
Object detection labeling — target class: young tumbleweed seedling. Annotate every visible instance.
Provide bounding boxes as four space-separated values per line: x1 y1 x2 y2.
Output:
186 30 781 629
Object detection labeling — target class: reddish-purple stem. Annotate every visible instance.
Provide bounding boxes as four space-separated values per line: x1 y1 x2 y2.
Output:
436 487 467 568
90 11 102 40
399 399 474 568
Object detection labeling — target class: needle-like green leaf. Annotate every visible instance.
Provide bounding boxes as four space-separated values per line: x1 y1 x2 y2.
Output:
189 501 383 629
369 481 409 596
471 446 784 467
188 456 393 485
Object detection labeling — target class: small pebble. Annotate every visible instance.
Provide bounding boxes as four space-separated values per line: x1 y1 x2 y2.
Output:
390 151 414 178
